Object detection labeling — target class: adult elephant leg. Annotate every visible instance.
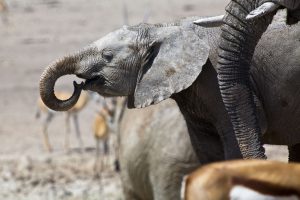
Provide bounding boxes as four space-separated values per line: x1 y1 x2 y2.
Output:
288 143 300 162
217 0 275 159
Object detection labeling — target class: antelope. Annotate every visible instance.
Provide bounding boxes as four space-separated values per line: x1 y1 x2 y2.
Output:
93 108 110 176
182 160 300 200
36 91 89 152
93 98 125 176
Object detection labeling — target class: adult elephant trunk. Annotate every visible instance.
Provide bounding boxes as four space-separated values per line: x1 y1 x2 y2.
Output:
217 0 276 158
39 55 83 111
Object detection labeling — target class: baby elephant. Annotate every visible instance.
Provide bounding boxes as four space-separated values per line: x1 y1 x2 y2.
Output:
119 99 199 200
39 17 300 164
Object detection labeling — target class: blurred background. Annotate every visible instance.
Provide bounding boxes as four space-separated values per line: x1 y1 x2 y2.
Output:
0 0 287 199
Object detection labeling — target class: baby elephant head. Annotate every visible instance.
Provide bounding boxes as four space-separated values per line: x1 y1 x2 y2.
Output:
39 23 210 111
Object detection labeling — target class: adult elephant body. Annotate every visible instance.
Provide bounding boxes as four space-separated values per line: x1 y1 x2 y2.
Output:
242 22 300 145
39 18 300 164
215 0 300 159
119 99 199 200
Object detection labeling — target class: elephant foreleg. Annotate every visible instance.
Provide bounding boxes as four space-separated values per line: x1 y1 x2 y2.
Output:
187 121 225 164
288 143 300 162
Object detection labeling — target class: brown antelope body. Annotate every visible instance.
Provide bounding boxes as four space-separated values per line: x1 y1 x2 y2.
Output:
92 98 122 176
93 113 109 140
183 160 300 200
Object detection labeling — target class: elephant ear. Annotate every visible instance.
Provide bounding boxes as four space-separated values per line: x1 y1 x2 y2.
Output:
128 25 210 108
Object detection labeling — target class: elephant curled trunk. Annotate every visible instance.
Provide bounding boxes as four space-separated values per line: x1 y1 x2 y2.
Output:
39 55 83 111
217 0 276 158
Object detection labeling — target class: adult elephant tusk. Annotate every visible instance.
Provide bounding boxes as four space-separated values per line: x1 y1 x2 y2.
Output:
246 2 280 20
193 15 224 27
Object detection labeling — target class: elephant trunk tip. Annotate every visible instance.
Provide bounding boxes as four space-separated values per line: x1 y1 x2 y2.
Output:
39 55 83 112
39 80 83 112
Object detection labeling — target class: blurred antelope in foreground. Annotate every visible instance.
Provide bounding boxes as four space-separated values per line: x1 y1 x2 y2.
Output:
36 91 89 152
182 160 300 200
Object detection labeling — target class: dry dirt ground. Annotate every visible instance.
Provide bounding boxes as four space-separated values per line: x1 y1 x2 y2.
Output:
0 0 288 199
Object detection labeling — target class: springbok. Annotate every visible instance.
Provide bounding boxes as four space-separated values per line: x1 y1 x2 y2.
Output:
182 160 300 200
92 108 110 176
93 98 125 176
36 91 89 152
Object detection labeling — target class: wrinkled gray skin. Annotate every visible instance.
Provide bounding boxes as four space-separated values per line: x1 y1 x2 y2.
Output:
39 17 300 164
119 99 199 200
269 0 300 24
216 0 300 160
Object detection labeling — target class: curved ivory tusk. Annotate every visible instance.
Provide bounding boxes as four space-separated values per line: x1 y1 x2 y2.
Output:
193 15 224 27
246 2 280 20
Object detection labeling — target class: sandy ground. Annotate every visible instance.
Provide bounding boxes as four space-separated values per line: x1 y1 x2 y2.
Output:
0 0 288 199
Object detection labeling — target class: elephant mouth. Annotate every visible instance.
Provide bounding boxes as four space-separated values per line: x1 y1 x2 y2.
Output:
82 76 105 90
80 75 119 97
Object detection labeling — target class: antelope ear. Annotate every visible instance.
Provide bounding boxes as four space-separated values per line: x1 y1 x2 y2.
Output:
128 25 210 108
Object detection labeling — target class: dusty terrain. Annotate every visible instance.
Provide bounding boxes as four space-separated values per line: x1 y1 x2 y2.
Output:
0 0 288 199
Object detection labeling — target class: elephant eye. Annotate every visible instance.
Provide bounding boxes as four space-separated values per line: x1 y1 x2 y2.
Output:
102 50 113 62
